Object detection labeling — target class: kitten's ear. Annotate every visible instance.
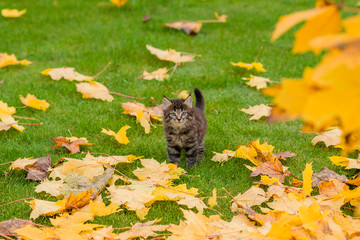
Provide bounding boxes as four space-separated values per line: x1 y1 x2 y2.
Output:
163 96 172 109
184 95 193 108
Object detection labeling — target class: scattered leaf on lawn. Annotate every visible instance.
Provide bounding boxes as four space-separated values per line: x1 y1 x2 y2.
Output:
312 167 348 187
0 53 31 68
41 67 93 82
139 68 169 81
110 0 128 7
51 136 93 155
0 219 33 237
76 81 114 102
1 9 26 18
250 158 290 183
28 199 63 219
0 101 16 119
312 128 342 147
0 116 24 132
101 125 130 145
164 21 202 36
208 188 217 208
9 157 37 170
241 104 272 120
302 162 313 196
211 150 235 164
215 12 227 22
330 155 360 169
136 109 151 134
231 61 266 72
9 155 52 181
146 45 198 64
242 75 272 90
232 186 267 210
178 90 190 99
271 151 296 160
19 94 50 111
122 101 163 121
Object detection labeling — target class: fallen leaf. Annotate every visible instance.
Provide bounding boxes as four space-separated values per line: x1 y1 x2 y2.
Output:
101 125 130 145
241 104 272 120
0 116 24 132
139 68 169 81
0 53 31 68
330 156 360 169
122 101 163 121
83 152 142 165
242 75 272 90
110 0 128 7
143 14 152 23
208 188 217 208
0 101 16 120
146 45 198 64
136 109 151 134
250 158 290 183
312 167 348 187
25 155 52 181
116 219 169 240
312 128 342 147
0 219 33 236
9 158 37 170
28 199 63 219
164 21 202 35
51 136 93 154
271 151 297 160
215 12 227 22
177 90 190 99
1 9 26 18
35 179 63 197
211 150 235 164
302 163 313 196
41 67 93 82
56 189 94 211
19 94 50 111
232 186 267 210
231 61 266 72
76 81 114 102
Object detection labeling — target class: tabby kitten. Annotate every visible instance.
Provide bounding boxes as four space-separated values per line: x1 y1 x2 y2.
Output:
163 88 207 168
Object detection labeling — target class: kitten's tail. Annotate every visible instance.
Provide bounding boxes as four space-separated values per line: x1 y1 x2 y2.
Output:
194 88 205 111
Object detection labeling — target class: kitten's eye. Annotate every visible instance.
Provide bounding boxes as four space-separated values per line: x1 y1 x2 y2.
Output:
170 112 176 117
181 112 187 117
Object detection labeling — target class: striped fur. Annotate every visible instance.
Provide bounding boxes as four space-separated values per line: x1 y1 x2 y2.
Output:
163 88 207 168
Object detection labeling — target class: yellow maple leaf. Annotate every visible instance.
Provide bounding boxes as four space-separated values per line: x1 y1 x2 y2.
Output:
41 67 93 82
214 12 227 22
0 116 24 132
0 101 16 119
56 189 94 210
211 150 235 164
1 9 26 18
242 75 272 90
177 90 190 99
0 53 31 68
28 199 63 219
329 156 349 167
136 109 151 134
207 188 217 208
110 0 128 7
146 45 198 64
19 94 50 111
312 128 342 147
9 157 36 170
101 125 130 145
240 104 272 120
164 21 203 36
231 61 266 72
302 163 313 196
76 81 114 102
88 198 120 217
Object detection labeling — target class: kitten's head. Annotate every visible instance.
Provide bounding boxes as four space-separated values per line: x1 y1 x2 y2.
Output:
163 95 193 124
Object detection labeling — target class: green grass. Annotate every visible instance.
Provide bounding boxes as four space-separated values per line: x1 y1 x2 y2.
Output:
0 0 347 228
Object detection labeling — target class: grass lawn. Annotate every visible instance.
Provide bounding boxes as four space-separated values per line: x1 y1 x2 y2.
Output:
0 0 347 229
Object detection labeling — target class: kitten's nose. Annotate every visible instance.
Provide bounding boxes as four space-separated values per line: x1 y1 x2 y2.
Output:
176 117 181 121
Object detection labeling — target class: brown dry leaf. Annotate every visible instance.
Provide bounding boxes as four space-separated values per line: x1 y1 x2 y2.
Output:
146 45 198 64
241 104 272 120
312 128 342 147
271 151 296 160
57 189 94 211
0 53 31 68
115 219 169 240
140 68 169 81
250 158 290 183
164 21 202 35
242 75 272 90
51 136 93 155
76 81 114 102
19 94 50 111
26 155 52 181
0 219 33 236
41 67 93 82
312 167 348 187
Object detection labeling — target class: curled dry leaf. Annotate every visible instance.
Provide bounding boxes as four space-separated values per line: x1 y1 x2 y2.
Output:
146 45 198 64
115 219 169 240
211 150 235 164
41 67 93 82
242 75 272 90
140 67 169 81
241 104 272 120
250 158 290 183
312 167 348 187
9 155 52 181
51 136 93 155
0 53 31 68
76 81 114 102
231 61 266 72
101 125 130 145
1 9 26 18
271 151 296 160
19 94 50 111
164 21 202 36
312 128 342 147
0 219 33 236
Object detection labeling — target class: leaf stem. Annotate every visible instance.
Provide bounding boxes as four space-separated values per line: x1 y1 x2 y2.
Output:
18 122 43 126
93 62 111 79
13 116 38 120
0 197 34 208
254 46 263 62
109 91 144 100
